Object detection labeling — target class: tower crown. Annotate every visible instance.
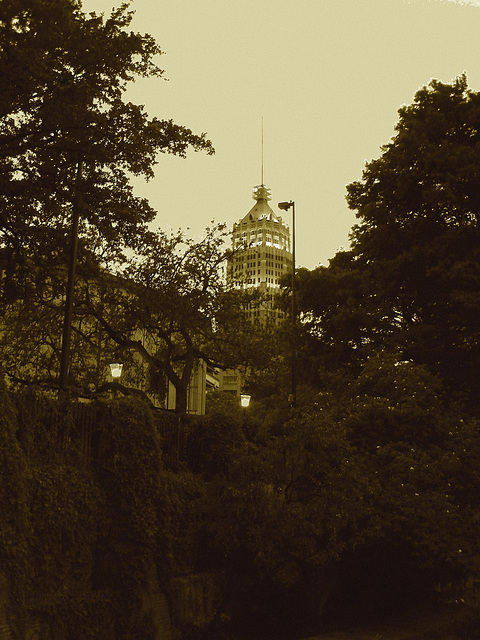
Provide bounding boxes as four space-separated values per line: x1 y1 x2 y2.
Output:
240 184 278 223
252 184 271 201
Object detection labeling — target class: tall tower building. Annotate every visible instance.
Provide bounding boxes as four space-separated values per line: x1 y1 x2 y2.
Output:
228 184 292 325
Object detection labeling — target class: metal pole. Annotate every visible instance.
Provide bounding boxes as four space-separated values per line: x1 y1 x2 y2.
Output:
291 201 297 408
278 200 297 407
59 159 83 390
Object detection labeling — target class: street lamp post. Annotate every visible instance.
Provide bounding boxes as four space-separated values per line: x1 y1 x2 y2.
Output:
278 200 296 408
59 159 83 391
109 361 123 398
240 394 251 409
240 394 251 436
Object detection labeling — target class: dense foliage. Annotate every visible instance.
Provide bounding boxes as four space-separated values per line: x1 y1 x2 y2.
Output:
0 385 179 639
74 224 259 414
295 75 480 410
0 0 212 264
195 369 480 636
0 221 257 412
0 0 215 395
2 369 480 639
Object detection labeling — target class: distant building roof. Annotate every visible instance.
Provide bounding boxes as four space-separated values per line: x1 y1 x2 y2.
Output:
239 184 281 224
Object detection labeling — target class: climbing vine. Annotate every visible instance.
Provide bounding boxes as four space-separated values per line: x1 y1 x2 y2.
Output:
1 385 190 640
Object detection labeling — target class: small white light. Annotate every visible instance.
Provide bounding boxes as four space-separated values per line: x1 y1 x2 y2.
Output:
110 363 123 379
240 394 251 408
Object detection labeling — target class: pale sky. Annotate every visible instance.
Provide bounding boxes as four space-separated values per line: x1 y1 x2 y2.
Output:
82 0 480 269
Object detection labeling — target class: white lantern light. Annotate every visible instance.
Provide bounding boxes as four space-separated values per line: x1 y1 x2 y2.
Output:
240 394 251 408
109 362 123 379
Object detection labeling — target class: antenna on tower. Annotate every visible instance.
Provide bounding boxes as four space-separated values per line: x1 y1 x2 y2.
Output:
261 116 264 186
252 117 271 201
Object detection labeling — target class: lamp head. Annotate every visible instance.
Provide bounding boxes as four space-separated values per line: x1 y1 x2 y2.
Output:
240 394 251 408
278 201 293 211
110 362 123 379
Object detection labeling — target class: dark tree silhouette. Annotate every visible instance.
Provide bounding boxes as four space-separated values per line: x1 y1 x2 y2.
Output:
0 0 214 389
297 74 480 408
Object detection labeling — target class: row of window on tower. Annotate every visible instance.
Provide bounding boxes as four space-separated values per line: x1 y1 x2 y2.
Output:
232 264 285 274
233 252 288 264
234 230 290 250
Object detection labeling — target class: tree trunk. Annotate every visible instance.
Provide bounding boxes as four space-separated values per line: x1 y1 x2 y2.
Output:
175 382 188 415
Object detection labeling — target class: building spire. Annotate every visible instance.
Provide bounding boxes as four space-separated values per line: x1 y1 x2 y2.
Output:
252 117 271 202
261 115 264 186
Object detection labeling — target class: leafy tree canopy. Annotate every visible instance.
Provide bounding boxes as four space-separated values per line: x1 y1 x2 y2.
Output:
0 0 213 269
296 74 480 407
71 224 264 412
0 0 222 397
